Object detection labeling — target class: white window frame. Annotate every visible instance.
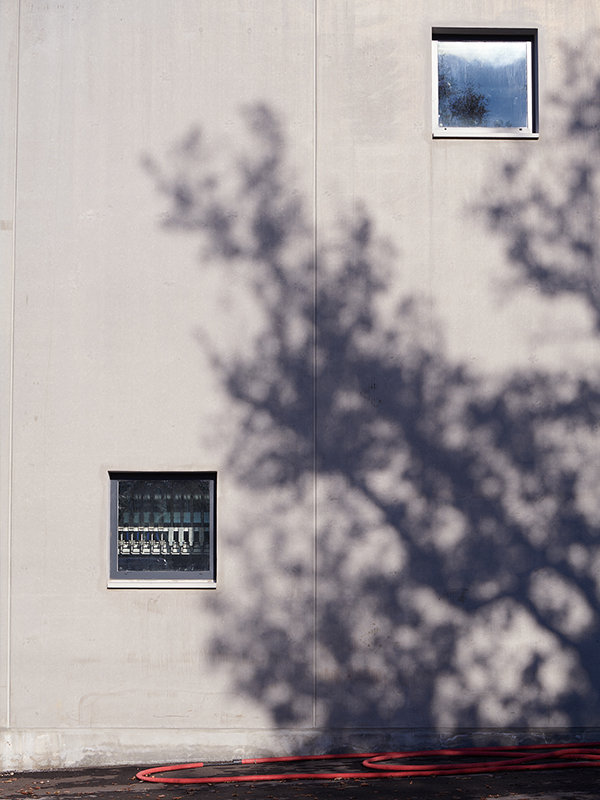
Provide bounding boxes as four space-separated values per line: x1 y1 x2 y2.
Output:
107 471 217 589
432 29 539 139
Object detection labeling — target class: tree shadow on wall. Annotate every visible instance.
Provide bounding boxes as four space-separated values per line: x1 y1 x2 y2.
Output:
145 39 600 743
483 35 600 326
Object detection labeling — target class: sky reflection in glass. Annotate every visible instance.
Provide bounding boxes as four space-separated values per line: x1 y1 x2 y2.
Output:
437 41 528 128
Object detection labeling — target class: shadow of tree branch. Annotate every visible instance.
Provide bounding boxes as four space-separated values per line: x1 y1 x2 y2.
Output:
482 34 600 328
146 48 600 740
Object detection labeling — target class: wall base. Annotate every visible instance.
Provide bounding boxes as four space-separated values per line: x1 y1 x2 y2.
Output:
3 727 600 772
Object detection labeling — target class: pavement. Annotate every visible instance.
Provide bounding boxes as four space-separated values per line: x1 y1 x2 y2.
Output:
1 760 599 800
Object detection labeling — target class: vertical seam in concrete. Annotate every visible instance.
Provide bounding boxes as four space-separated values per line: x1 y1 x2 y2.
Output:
312 0 318 730
5 0 22 732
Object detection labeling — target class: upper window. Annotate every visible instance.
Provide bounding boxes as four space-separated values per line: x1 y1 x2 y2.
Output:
432 29 538 138
108 471 216 588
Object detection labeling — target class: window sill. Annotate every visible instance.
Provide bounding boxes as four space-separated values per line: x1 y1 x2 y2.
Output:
107 578 217 589
433 128 539 139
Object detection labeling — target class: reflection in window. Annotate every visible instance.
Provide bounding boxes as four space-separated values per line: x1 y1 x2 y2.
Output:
433 32 537 137
108 472 216 587
117 478 211 572
438 41 527 128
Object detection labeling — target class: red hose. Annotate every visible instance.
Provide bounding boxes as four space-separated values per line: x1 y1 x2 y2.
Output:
136 742 600 785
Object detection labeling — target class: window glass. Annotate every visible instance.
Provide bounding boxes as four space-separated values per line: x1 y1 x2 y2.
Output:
108 472 216 587
432 31 537 138
438 41 527 128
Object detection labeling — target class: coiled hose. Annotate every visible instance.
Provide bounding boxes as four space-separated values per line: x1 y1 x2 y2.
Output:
136 742 600 785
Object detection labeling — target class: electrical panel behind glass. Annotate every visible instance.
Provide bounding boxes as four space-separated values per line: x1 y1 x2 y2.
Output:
108 472 216 587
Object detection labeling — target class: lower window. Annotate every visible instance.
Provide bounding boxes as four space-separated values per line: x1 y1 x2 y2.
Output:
108 471 216 588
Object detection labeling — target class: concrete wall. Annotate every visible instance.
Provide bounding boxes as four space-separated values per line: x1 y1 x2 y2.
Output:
2 0 600 770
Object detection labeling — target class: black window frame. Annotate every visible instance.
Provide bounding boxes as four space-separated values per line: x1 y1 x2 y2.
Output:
432 28 539 139
108 471 217 588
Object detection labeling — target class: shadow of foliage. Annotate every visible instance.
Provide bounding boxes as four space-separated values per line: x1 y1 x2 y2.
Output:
146 49 600 741
483 34 600 325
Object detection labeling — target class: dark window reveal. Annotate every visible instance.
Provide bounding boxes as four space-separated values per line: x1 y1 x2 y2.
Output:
433 30 538 138
108 472 216 587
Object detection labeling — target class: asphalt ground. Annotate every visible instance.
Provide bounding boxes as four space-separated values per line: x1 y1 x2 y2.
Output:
1 759 600 800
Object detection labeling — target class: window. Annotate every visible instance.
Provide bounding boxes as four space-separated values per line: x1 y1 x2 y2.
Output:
108 472 216 588
432 29 538 138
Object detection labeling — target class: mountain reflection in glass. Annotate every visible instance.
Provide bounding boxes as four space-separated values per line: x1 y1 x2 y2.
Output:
437 41 528 128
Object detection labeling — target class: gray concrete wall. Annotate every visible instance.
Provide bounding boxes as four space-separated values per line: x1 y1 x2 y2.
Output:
2 0 600 770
